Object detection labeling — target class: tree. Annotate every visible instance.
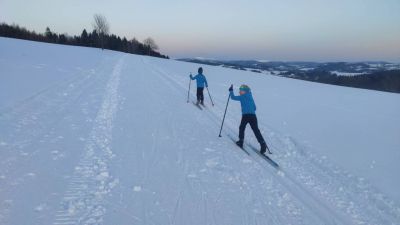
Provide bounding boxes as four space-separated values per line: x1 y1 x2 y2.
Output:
143 37 158 55
92 14 109 50
89 30 99 47
45 27 52 38
80 29 89 46
58 34 67 44
45 27 57 43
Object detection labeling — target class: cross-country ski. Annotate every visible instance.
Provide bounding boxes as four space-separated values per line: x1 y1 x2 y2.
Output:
192 101 203 110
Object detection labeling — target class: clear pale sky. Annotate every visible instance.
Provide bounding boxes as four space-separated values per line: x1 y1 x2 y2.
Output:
1 0 399 62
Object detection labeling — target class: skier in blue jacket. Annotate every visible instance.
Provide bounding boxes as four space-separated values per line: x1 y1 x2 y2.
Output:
190 67 208 105
229 84 268 154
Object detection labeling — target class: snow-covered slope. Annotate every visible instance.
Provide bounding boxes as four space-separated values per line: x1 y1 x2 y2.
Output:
1 37 399 225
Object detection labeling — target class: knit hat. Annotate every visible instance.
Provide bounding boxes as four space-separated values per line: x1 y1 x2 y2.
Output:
198 67 203 74
239 84 250 91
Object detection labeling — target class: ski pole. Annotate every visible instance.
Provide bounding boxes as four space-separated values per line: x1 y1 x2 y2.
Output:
218 85 232 137
187 74 192 103
206 86 215 106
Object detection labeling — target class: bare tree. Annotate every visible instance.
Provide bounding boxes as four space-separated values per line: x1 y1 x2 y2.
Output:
93 14 109 50
143 37 158 55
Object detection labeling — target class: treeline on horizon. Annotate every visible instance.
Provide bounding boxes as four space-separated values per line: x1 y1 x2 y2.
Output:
281 70 400 93
0 22 169 59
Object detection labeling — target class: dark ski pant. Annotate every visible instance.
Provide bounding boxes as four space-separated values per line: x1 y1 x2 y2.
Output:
239 114 265 144
196 87 204 103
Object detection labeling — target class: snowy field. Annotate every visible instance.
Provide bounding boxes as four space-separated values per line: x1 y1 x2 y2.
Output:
1 37 400 225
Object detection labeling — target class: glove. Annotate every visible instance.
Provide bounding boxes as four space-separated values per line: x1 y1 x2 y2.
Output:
229 85 233 92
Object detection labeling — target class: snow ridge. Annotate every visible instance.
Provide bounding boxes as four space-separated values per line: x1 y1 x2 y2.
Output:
53 56 124 225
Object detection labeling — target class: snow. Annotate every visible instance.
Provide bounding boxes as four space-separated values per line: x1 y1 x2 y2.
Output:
133 186 142 192
331 71 366 76
1 37 400 224
256 59 270 63
299 68 314 71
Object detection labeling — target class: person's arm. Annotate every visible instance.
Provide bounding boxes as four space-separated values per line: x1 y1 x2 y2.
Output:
190 74 198 80
229 90 241 101
204 76 208 87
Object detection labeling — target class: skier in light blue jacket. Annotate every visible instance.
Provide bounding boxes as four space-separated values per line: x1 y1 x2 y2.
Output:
190 67 208 105
229 84 268 154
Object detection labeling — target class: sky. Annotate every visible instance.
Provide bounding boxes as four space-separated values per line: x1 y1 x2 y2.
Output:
1 0 400 62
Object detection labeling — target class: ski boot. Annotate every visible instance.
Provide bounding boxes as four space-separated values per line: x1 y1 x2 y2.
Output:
236 140 243 148
200 100 205 106
260 142 267 154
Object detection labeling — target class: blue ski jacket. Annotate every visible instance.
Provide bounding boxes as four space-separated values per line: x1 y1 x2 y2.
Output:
230 90 257 115
190 74 208 88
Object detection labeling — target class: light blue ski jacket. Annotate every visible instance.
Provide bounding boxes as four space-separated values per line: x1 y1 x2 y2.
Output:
190 73 208 88
230 90 257 115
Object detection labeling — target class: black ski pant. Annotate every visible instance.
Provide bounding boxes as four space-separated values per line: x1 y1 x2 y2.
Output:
239 114 265 144
196 87 204 103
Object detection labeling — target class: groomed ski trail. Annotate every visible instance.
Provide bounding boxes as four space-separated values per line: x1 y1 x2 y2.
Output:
53 56 125 225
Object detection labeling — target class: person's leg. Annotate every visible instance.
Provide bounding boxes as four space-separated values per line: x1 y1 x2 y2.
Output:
196 88 201 103
200 87 204 104
248 115 265 144
238 115 250 143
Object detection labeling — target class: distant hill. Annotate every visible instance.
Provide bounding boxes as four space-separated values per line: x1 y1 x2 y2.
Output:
179 58 400 93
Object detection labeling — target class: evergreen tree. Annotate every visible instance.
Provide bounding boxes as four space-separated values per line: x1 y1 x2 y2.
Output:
80 29 89 46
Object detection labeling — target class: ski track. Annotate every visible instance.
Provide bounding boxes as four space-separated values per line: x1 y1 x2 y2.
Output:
53 56 124 225
0 56 116 224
